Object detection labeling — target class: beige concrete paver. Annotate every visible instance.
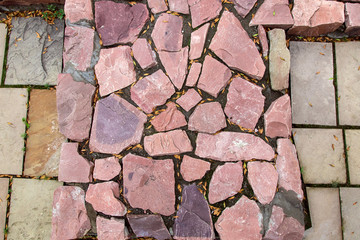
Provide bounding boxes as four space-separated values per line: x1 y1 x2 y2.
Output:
0 178 9 239
0 23 6 79
345 130 360 184
340 188 360 240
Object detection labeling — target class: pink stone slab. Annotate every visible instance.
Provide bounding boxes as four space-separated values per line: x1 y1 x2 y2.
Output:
186 62 202 87
189 23 209 60
64 0 93 23
132 38 157 70
151 102 187 132
176 88 202 112
180 155 211 182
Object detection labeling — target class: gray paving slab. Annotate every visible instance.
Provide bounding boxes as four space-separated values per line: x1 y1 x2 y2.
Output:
345 130 360 184
340 188 360 240
290 41 336 126
0 178 9 240
0 23 7 80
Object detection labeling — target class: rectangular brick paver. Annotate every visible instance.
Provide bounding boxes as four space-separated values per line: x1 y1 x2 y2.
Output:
340 188 360 240
0 178 9 240
345 130 360 184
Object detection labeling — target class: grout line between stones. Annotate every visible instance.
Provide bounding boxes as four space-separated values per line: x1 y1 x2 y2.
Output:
332 42 340 127
342 129 351 186
3 176 13 240
338 187 345 240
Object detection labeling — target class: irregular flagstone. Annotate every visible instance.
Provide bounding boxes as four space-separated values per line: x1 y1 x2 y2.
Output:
249 0 294 29
196 132 275 161
131 70 175 113
52 186 91 240
97 216 127 240
168 0 189 14
180 155 211 182
234 0 257 18
208 162 243 204
0 179 8 239
176 88 202 112
144 130 193 156
159 47 188 89
210 11 266 80
86 181 127 216
186 62 202 87
188 0 222 28
64 0 93 23
57 73 95 142
189 23 209 60
89 94 147 154
152 13 183 52
197 55 232 97
345 3 360 36
224 77 265 130
132 38 157 69
93 157 121 181
58 143 94 183
268 28 290 91
188 102 227 134
215 196 263 240
247 161 278 204
276 138 304 200
95 46 136 96
258 25 269 57
95 1 149 46
173 184 215 240
123 154 175 216
148 0 168 14
127 214 171 240
151 102 187 132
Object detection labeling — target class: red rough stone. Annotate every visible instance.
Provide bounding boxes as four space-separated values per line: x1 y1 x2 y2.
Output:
189 23 209 60
57 73 95 142
210 11 266 80
247 161 278 204
148 0 168 14
64 0 93 23
249 0 294 29
188 102 227 134
152 13 183 52
180 155 211 182
188 0 222 28
130 70 175 113
345 3 360 36
52 186 91 240
234 0 257 18
93 157 121 181
186 62 202 87
196 132 275 161
197 55 232 97
95 46 136 96
224 77 265 130
176 88 202 112
127 214 171 240
258 25 269 57
168 0 189 14
132 38 157 70
86 181 127 216
209 162 243 204
97 216 127 240
264 94 292 138
159 47 188 89
276 138 304 200
144 130 193 156
215 196 263 240
58 143 94 183
123 154 175 216
151 102 187 132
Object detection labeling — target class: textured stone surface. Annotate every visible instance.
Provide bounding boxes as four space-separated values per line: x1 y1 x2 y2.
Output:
340 188 360 240
345 3 360 36
293 128 346 184
0 88 27 175
180 155 211 182
224 77 265 130
86 181 127 216
264 94 292 138
152 13 183 52
276 138 303 200
123 154 175 216
268 29 290 91
290 41 336 125
159 47 188 89
131 70 175 113
176 88 202 112
64 0 93 23
0 178 8 240
128 215 171 240
52 186 90 240
5 17 63 85
345 130 360 184
196 132 275 161
25 89 66 177
144 130 192 156
210 11 265 80
132 38 157 69
336 42 360 125
148 0 168 14
0 23 6 79
57 73 95 142
188 102 227 134
97 216 126 240
186 62 202 87
90 94 147 154
215 196 262 240
188 0 222 28
8 179 62 240
209 162 243 204
168 0 189 14
249 0 294 29
258 25 269 57
189 23 209 60
58 143 94 183
197 56 231 97
151 102 187 132
234 0 257 18
95 46 136 96
93 157 121 181
174 184 214 240
95 1 149 45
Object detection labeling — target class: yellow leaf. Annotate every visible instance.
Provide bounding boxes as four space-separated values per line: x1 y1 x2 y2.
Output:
48 34 52 41
332 144 335 151
333 135 338 141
